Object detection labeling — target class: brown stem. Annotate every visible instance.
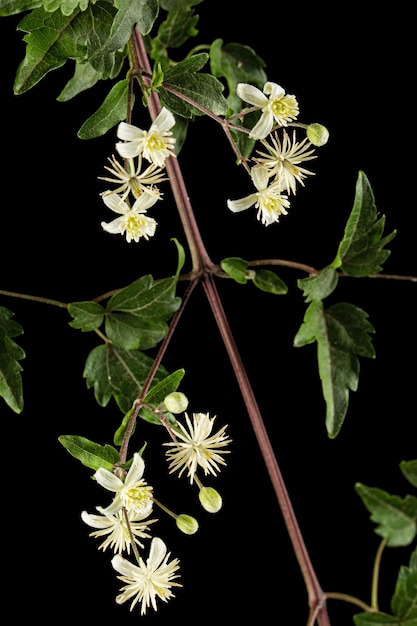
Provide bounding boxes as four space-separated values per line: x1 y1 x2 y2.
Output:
131 27 331 624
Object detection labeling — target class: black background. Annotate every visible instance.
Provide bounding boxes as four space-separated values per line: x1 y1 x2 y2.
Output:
1 3 416 624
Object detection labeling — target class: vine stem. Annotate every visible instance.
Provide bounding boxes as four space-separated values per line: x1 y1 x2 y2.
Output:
132 27 331 625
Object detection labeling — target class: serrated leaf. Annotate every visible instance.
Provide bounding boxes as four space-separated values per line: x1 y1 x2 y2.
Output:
160 54 228 118
67 301 105 331
42 0 90 15
0 306 26 413
391 547 417 622
253 269 288 295
77 78 130 139
83 343 169 413
209 38 266 114
355 483 417 547
0 1 42 17
105 276 181 349
58 434 119 471
401 461 417 489
333 171 396 276
14 3 117 94
150 5 199 62
294 300 375 437
297 267 339 302
220 257 250 284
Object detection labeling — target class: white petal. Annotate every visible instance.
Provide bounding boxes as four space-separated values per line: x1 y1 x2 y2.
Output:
263 82 285 98
81 511 111 529
153 107 175 131
117 122 143 141
116 141 141 159
102 193 129 215
148 537 167 568
227 194 257 213
94 467 123 492
236 83 268 107
125 452 145 486
251 165 270 191
101 217 126 235
112 554 140 577
96 496 123 516
249 110 274 140
131 193 159 213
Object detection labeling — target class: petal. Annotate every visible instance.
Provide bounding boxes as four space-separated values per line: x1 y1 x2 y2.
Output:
249 111 274 140
116 141 141 159
227 194 257 213
94 467 123 492
112 554 141 577
263 82 285 98
236 83 268 108
101 216 126 235
117 122 143 141
153 107 175 132
148 537 167 568
251 165 270 191
131 193 159 213
102 193 129 215
96 495 123 516
125 452 145 486
81 511 111 529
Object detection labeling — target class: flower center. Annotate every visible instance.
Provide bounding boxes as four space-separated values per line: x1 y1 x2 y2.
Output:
123 483 153 512
270 97 290 117
146 133 166 151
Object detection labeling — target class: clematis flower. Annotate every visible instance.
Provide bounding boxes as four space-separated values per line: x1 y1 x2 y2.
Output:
227 164 290 226
236 81 299 139
164 412 232 484
101 192 158 243
111 537 181 614
254 130 316 194
94 453 154 517
81 508 157 555
100 154 167 202
116 108 176 168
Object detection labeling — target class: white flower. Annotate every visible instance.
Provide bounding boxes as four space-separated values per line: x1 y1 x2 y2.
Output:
81 508 157 555
227 164 290 226
100 154 167 202
236 81 299 139
101 192 158 243
94 453 154 516
164 412 232 484
111 537 181 614
254 130 316 194
116 108 176 168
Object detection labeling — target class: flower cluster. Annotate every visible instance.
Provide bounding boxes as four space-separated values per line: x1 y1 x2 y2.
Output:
82 452 181 615
82 412 232 614
227 81 320 225
100 107 176 243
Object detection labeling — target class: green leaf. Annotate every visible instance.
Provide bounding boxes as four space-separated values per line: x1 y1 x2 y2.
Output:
332 171 396 276
160 53 228 118
67 301 105 331
297 267 339 302
0 306 26 414
221 257 251 284
41 0 90 15
105 275 181 349
0 1 42 17
57 60 102 101
401 460 417 489
294 300 375 437
83 343 169 413
209 38 266 114
77 78 130 139
353 614 405 625
14 3 117 94
138 369 185 424
355 483 417 547
58 434 119 471
150 5 199 64
391 547 417 623
253 269 288 295
159 0 203 9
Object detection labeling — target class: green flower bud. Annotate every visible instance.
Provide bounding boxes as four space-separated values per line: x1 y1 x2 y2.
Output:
307 123 329 147
199 486 222 513
176 514 199 534
164 391 189 414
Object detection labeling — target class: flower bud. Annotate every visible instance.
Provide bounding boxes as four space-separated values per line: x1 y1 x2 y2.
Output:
164 391 189 414
307 123 329 146
176 514 199 534
199 486 222 513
